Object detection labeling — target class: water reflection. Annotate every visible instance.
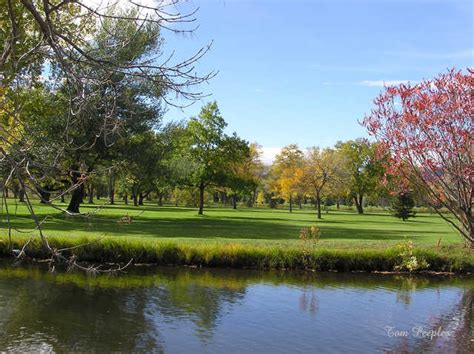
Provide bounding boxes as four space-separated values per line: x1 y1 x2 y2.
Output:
0 263 472 353
299 287 318 316
0 278 163 352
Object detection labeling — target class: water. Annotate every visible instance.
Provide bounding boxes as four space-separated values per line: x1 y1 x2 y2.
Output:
0 263 472 353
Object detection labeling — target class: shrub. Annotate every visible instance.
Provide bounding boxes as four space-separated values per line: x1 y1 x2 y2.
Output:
391 192 416 221
395 239 429 272
299 226 321 268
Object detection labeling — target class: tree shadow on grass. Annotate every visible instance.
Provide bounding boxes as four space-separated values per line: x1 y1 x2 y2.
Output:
29 215 445 242
208 214 345 224
79 205 198 214
319 226 444 241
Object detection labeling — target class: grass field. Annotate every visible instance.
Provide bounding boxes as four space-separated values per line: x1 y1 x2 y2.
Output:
0 200 472 272
0 200 463 248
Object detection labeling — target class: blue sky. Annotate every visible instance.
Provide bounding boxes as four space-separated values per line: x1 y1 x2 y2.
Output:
162 0 473 162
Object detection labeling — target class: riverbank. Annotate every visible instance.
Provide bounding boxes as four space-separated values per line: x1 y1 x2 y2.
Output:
1 236 472 273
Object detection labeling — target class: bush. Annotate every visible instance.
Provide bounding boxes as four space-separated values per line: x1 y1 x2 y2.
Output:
395 239 429 272
391 192 416 221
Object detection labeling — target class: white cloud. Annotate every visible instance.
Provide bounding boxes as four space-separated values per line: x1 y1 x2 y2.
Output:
322 80 415 87
358 80 415 87
260 147 281 165
254 88 264 93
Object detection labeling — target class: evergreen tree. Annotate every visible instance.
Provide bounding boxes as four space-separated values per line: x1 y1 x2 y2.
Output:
391 192 416 221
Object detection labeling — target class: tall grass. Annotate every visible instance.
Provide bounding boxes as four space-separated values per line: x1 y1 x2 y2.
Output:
1 236 472 273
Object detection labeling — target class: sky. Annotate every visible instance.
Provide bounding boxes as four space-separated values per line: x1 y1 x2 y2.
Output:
160 0 474 163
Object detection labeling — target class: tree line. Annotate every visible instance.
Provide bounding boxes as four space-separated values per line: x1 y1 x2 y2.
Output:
0 93 429 220
0 2 471 246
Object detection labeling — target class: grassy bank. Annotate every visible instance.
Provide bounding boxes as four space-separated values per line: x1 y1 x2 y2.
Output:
1 200 472 273
1 235 472 273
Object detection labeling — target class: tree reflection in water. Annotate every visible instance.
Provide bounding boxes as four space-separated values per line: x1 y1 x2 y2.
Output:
0 264 471 353
0 266 247 352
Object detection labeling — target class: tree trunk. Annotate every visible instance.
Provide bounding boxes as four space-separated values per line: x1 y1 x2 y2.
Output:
466 210 474 247
108 171 115 205
470 229 474 248
232 195 237 209
124 194 128 205
198 182 205 215
158 192 163 206
37 187 51 204
298 197 302 209
13 186 18 199
316 193 322 219
60 193 65 203
18 189 25 202
354 194 364 214
132 193 138 206
252 188 258 207
138 192 149 206
87 184 94 204
336 199 340 209
67 187 83 213
66 167 84 214
289 195 293 213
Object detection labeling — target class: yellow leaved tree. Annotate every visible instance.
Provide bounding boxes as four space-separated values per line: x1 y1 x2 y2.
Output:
271 144 304 212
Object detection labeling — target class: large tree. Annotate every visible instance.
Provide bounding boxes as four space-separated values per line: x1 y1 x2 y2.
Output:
178 102 250 215
0 0 212 255
225 143 265 208
301 147 340 219
271 144 304 212
117 131 162 206
334 139 384 214
363 68 473 245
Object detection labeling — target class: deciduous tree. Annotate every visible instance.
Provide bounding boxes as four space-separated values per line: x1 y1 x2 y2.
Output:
334 139 384 214
180 102 250 215
271 144 304 212
363 68 473 244
301 147 338 219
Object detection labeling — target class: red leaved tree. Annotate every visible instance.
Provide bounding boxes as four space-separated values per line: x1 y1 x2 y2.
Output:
362 68 473 246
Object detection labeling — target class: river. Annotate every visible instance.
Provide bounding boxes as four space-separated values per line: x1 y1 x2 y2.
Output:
0 263 472 353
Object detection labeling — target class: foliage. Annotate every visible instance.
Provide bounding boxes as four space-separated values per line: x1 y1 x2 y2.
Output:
172 187 200 207
300 147 342 219
256 191 266 207
395 239 429 272
391 191 416 221
225 143 265 208
178 101 250 214
363 68 473 245
334 139 385 214
0 0 212 256
271 144 304 212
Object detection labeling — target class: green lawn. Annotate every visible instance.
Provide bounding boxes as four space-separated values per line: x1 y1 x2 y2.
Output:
0 200 463 250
